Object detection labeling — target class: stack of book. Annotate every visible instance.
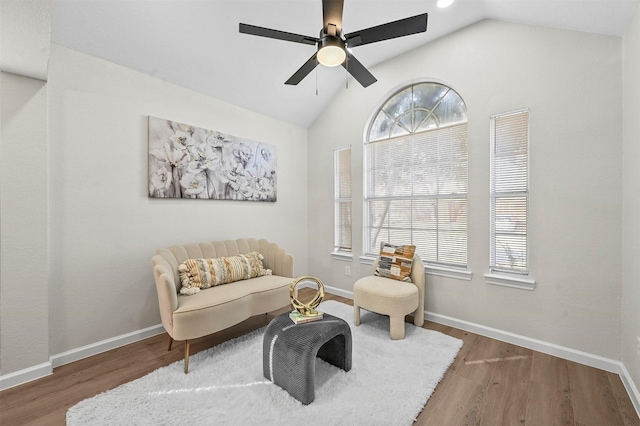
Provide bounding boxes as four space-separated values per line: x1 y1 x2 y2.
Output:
289 310 324 324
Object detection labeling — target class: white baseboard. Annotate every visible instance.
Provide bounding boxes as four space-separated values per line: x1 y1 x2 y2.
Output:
322 283 640 416
0 324 165 391
319 283 354 300
619 362 640 417
0 362 52 391
50 324 165 368
425 310 622 372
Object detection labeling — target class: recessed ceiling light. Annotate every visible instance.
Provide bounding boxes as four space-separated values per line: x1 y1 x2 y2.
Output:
437 0 455 8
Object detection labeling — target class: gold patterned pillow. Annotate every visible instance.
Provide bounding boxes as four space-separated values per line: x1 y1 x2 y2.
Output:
178 252 272 295
374 243 416 282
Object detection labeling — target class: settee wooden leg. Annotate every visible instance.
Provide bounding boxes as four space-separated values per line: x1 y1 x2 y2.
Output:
184 340 190 374
168 336 173 351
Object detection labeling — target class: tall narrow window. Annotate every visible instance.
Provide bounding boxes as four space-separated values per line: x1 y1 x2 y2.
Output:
334 147 352 254
364 82 468 269
490 110 529 274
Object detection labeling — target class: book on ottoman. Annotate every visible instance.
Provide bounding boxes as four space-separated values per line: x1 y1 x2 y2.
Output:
289 310 324 324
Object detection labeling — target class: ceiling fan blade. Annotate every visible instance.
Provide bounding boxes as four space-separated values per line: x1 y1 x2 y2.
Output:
344 13 428 48
239 23 318 45
285 53 319 85
322 0 344 35
342 53 377 88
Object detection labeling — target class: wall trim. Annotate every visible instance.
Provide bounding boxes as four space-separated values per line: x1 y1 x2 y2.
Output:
319 283 354 299
620 362 640 417
322 283 639 416
0 324 165 391
50 324 165 368
484 272 536 291
425 310 619 371
298 281 354 299
0 362 52 391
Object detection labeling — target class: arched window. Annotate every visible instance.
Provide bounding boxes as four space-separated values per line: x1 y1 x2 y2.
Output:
364 81 468 268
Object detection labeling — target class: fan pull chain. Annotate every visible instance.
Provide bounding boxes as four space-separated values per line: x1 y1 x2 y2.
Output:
345 56 349 89
316 67 319 96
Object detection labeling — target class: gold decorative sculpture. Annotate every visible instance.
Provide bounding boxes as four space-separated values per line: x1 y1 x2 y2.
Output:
289 276 325 317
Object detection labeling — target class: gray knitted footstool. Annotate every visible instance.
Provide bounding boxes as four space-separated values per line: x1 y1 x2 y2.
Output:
263 311 352 405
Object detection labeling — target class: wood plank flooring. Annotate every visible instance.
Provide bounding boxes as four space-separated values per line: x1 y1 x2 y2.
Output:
1 290 638 425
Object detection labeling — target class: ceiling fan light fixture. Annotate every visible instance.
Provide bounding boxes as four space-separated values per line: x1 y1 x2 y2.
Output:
437 0 454 8
317 36 346 67
239 0 428 87
318 45 346 66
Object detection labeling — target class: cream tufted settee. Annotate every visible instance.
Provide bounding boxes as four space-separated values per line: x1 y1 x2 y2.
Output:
151 238 293 373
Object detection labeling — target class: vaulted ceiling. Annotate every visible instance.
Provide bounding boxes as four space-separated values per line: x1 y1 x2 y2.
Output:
49 0 639 128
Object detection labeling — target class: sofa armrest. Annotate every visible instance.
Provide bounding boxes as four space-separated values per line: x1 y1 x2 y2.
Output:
152 259 178 335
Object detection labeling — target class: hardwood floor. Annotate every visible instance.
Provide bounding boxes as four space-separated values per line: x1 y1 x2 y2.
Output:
1 290 638 425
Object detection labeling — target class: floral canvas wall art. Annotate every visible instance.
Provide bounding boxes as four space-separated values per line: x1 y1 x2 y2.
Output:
148 116 277 201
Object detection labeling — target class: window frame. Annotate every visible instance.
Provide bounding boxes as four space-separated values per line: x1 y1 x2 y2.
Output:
485 108 535 290
332 146 353 261
361 81 471 280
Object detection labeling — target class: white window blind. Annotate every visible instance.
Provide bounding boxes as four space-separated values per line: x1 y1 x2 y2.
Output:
335 147 352 252
364 123 468 266
490 110 529 274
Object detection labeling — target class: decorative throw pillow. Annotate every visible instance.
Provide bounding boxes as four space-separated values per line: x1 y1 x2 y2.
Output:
374 243 416 282
178 252 272 295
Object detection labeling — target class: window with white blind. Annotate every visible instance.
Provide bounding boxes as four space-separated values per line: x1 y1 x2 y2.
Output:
334 147 352 255
364 82 468 270
490 110 529 275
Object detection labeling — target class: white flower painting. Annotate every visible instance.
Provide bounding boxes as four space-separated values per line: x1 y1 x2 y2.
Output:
148 116 277 201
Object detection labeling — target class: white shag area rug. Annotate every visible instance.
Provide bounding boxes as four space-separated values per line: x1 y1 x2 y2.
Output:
67 301 462 426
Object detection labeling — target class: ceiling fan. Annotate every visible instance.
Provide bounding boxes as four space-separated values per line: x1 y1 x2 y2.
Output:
239 0 428 88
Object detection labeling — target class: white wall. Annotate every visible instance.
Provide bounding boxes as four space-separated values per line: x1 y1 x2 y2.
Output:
0 0 51 80
308 20 623 360
622 3 640 392
46 45 308 356
0 72 50 374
